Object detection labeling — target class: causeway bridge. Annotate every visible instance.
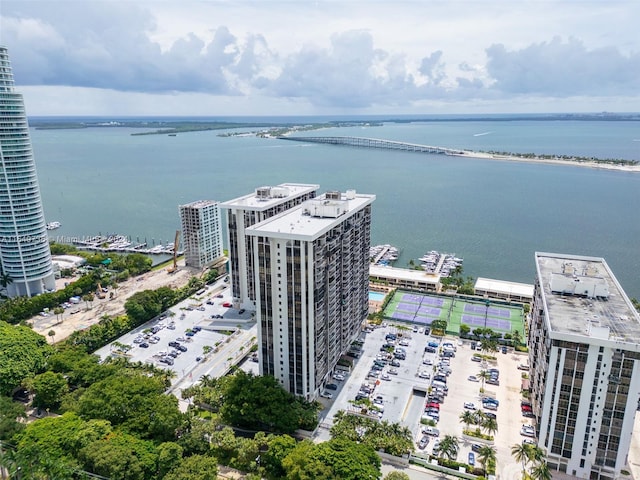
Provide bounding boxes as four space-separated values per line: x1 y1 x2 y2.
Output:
277 135 467 156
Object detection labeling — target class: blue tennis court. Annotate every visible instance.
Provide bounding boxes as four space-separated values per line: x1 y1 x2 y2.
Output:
391 312 434 324
400 293 444 307
461 314 512 331
464 304 512 318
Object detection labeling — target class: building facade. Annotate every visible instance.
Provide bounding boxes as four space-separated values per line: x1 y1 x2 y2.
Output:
246 190 374 399
529 252 640 480
0 46 55 297
179 200 224 269
220 184 318 309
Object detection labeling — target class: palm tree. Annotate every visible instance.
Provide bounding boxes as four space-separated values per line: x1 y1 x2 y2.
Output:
477 444 496 475
438 435 459 460
482 417 498 439
527 445 546 467
478 370 491 391
511 443 531 479
511 329 523 348
53 306 65 324
530 460 552 480
0 272 13 295
459 410 475 431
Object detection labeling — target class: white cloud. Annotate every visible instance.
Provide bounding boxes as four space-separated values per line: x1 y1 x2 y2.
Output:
3 0 640 114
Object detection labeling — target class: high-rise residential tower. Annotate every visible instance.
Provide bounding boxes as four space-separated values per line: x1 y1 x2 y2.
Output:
529 252 640 480
220 184 319 309
179 200 224 269
246 190 374 399
0 46 55 297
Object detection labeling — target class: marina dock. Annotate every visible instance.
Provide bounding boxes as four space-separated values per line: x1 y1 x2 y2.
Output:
50 234 183 256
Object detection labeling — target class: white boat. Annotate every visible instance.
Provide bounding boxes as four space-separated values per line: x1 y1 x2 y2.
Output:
46 221 61 230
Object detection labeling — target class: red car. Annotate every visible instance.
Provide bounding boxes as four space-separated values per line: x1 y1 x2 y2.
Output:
222 302 232 307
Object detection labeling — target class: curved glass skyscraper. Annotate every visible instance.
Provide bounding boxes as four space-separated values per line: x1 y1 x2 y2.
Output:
0 46 55 297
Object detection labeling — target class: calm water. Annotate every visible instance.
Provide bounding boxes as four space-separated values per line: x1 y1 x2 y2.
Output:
31 118 640 299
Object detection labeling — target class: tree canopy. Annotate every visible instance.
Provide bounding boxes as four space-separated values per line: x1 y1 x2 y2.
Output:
0 321 51 395
163 454 219 480
282 437 381 480
183 370 320 434
76 373 184 441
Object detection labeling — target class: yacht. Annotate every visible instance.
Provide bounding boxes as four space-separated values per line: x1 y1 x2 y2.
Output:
46 221 61 230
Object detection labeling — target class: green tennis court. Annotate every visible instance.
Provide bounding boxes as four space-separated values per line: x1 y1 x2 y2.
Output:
382 290 525 337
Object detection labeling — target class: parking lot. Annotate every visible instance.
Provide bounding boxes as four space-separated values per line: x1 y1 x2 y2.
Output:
315 322 533 478
94 277 257 389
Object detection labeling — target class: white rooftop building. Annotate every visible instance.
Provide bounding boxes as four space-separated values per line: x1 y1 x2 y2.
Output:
220 184 319 309
529 252 640 480
179 200 224 269
246 190 374 399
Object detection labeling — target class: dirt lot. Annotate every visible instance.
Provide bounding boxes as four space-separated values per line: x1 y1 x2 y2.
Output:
30 259 196 343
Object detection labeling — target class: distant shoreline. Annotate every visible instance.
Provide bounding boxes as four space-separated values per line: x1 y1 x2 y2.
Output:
29 117 640 171
454 150 640 172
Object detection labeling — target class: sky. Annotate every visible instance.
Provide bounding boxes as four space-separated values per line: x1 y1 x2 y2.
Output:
1 0 640 116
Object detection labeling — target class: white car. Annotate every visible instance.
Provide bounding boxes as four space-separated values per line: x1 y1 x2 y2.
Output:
399 339 410 346
464 402 477 410
381 373 391 381
320 391 333 399
419 370 431 379
468 375 479 382
521 425 536 437
423 358 433 365
333 373 345 381
388 368 399 375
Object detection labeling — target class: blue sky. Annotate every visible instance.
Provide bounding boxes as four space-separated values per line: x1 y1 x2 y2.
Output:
2 0 639 116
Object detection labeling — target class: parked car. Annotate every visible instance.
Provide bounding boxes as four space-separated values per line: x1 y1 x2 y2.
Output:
325 383 338 391
381 373 391 381
418 435 429 449
468 375 479 382
333 373 345 381
176 345 188 352
388 368 399 375
501 346 508 354
468 452 475 466
139 342 149 348
320 391 333 399
518 364 530 371
422 426 440 436
471 443 482 453
521 425 536 437
464 402 476 410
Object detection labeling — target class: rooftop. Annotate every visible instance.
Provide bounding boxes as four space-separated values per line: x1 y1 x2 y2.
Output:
475 277 534 299
180 200 219 209
535 252 640 344
369 264 441 284
246 190 375 240
220 183 319 211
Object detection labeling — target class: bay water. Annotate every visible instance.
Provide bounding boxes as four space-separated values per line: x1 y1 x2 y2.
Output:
31 118 640 299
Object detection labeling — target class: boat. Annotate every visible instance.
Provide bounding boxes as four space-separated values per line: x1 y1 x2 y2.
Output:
46 221 61 230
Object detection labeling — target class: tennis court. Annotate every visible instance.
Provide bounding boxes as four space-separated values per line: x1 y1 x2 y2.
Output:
382 290 525 337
